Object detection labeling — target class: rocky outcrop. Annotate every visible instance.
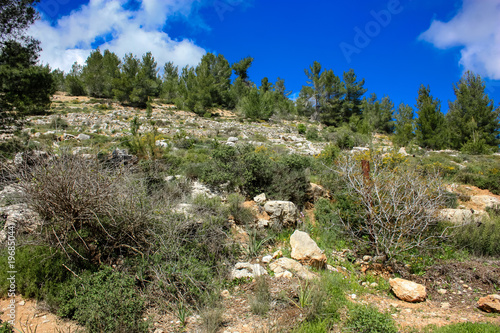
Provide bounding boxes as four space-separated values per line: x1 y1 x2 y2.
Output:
389 278 427 303
290 230 327 268
306 183 329 202
230 262 267 279
263 201 297 228
438 208 486 224
0 204 41 243
269 257 317 280
477 294 500 313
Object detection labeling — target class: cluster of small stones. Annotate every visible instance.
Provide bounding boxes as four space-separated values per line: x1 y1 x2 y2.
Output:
24 104 327 156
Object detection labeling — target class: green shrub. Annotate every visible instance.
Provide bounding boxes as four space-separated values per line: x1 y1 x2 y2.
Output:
0 322 13 333
453 214 500 256
306 127 320 141
313 198 348 250
425 322 500 333
0 246 75 305
57 267 148 333
227 193 254 225
346 305 397 333
297 123 307 135
199 144 311 206
460 138 492 155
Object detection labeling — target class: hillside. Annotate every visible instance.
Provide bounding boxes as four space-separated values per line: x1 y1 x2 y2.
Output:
0 94 499 333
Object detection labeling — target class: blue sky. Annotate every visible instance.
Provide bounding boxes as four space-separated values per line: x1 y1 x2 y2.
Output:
32 0 500 113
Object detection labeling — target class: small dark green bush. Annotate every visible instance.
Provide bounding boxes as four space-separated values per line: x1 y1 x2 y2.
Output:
0 322 13 333
306 127 320 141
297 123 307 135
57 267 148 333
453 215 500 256
0 246 74 304
443 191 458 208
346 305 397 333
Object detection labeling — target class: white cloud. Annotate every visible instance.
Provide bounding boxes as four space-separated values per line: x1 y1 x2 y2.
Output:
419 0 500 80
30 0 206 72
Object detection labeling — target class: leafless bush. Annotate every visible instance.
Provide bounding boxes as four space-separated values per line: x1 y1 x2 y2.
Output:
333 151 448 260
14 154 163 262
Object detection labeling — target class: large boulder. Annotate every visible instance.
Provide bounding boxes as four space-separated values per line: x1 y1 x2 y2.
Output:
263 201 297 228
477 294 500 313
290 230 327 268
269 257 317 280
389 278 426 303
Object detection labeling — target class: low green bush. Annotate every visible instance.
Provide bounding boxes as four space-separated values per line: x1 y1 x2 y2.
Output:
424 322 500 333
453 214 500 256
297 123 307 135
198 144 311 205
0 246 76 305
346 305 397 333
57 267 148 333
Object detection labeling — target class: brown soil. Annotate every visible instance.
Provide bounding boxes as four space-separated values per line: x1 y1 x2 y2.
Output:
0 297 81 332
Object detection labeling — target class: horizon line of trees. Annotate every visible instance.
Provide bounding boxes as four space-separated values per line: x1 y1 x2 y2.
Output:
53 49 500 152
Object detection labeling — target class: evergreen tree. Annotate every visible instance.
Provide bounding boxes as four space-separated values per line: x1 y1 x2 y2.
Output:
301 61 323 121
321 69 345 126
231 56 254 104
129 52 160 106
342 69 366 120
101 49 121 98
65 62 86 96
415 85 446 149
113 53 140 103
361 93 394 134
0 40 54 128
447 71 500 151
162 61 178 103
51 68 65 91
260 77 272 94
0 0 54 130
82 49 105 97
393 103 415 146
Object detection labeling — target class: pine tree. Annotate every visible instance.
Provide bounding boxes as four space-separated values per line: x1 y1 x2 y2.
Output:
162 61 178 104
82 49 105 97
361 93 394 134
102 50 121 98
65 62 86 96
393 103 415 146
342 69 367 120
447 71 500 151
415 85 446 149
113 53 140 103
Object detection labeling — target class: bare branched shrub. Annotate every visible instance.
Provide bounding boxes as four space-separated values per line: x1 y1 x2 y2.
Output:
15 154 156 262
333 151 448 260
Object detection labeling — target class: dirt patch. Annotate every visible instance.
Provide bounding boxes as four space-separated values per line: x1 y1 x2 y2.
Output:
0 297 81 333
